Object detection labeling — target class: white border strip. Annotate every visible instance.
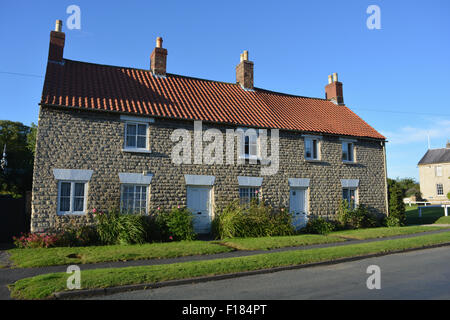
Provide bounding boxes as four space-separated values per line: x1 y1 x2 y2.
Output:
53 169 93 181
184 175 215 186
119 172 153 185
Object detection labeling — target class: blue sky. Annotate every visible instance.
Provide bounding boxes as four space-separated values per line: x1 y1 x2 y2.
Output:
0 0 449 180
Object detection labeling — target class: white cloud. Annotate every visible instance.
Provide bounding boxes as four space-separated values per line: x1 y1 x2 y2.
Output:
381 119 450 146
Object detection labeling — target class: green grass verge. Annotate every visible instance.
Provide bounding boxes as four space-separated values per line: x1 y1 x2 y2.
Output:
331 226 447 240
10 231 450 300
8 241 233 268
435 216 450 224
406 205 447 225
218 234 345 250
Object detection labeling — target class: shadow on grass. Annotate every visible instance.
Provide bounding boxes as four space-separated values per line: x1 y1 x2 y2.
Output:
406 205 445 225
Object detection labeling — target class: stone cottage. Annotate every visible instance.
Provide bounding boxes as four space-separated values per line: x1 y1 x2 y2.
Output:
31 20 388 233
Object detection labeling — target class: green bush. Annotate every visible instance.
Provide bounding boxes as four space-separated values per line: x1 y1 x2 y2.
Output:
384 215 402 227
57 225 99 247
95 208 147 245
388 182 406 226
146 207 196 241
212 201 294 239
337 201 379 229
447 192 450 201
303 217 335 235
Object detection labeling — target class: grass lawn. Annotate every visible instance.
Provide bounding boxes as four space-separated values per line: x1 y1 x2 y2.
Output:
217 234 346 251
405 204 449 225
8 241 233 268
10 231 450 300
8 225 450 268
331 225 446 240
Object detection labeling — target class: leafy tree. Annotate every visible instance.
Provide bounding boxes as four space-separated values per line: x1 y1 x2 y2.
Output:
388 181 406 226
27 122 38 155
0 120 35 197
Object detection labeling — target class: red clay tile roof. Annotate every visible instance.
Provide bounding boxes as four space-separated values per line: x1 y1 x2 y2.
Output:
41 59 385 140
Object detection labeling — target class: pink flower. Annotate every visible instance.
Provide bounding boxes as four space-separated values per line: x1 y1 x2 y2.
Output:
157 207 160 210
92 208 97 214
177 205 180 209
169 236 173 240
255 190 259 194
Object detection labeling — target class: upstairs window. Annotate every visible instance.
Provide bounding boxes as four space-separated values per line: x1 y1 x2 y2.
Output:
58 181 87 215
305 137 320 160
239 128 259 159
342 141 355 162
435 166 442 177
124 123 148 150
436 184 444 196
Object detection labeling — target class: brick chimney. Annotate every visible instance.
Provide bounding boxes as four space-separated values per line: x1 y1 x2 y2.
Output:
150 37 168 76
325 73 344 105
48 20 65 62
236 50 254 89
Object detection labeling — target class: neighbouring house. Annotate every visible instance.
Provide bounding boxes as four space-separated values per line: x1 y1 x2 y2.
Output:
418 141 450 202
31 20 388 234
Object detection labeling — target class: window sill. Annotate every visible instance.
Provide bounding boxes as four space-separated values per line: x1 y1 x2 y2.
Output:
304 159 322 163
57 212 86 216
122 148 152 154
343 160 357 164
238 155 270 165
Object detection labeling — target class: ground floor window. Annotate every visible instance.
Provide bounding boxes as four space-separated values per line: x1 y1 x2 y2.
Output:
342 187 357 209
437 184 444 196
58 181 87 214
120 184 148 214
239 187 260 205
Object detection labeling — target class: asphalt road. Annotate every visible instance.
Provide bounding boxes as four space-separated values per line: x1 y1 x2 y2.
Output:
89 246 450 300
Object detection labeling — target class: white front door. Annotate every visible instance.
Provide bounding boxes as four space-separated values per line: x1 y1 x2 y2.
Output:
186 186 212 234
290 187 308 230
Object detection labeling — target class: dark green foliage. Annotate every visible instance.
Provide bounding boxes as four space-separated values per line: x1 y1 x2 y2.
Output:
337 200 380 229
388 181 406 226
146 207 196 241
95 208 147 245
57 226 99 247
212 201 294 239
303 217 335 235
0 120 35 197
384 215 402 227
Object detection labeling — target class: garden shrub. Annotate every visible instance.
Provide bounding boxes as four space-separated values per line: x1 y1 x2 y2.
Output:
303 217 335 235
13 233 59 248
337 200 379 229
212 201 294 239
57 225 99 247
384 215 402 227
146 207 196 241
95 208 147 245
388 180 406 226
163 207 196 241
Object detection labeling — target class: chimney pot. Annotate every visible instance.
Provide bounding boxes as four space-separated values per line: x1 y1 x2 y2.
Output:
328 75 333 84
156 37 163 48
243 50 249 61
332 72 338 82
55 20 63 32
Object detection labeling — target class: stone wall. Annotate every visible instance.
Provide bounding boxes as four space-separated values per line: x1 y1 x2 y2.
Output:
31 106 388 232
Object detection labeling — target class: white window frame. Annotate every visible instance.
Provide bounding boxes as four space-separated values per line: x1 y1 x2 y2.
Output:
238 128 260 160
57 181 88 215
120 184 149 215
342 187 358 209
341 140 356 163
303 136 321 161
435 166 443 177
123 122 149 152
436 184 444 196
